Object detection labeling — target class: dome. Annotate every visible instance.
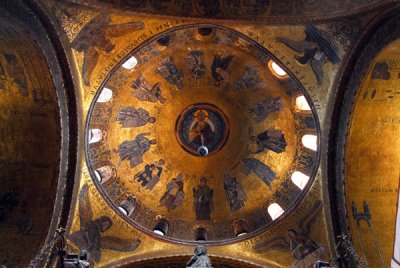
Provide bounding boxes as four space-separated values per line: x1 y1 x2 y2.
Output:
85 25 320 244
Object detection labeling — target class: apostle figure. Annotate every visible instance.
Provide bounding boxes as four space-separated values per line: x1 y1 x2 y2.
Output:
241 158 276 188
223 172 247 212
133 160 164 190
252 129 287 154
118 133 157 168
116 106 156 128
156 56 184 89
234 64 263 91
193 177 213 220
131 75 166 104
185 51 206 79
249 97 284 123
211 51 233 86
159 173 185 209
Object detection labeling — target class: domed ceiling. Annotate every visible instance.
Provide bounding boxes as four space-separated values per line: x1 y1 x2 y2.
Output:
85 25 320 244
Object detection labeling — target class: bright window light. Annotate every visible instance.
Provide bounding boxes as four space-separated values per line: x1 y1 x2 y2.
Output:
122 56 138 69
295 95 311 111
97 87 113 103
302 134 317 151
268 203 284 220
153 229 165 236
88 129 102 144
291 171 310 190
269 60 287 78
117 206 128 216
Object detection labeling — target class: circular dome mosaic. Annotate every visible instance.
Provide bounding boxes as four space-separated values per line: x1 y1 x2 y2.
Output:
86 25 320 244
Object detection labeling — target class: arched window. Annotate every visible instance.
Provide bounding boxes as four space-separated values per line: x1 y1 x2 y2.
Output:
88 129 102 144
94 166 113 183
97 87 113 103
291 171 310 190
153 219 169 236
295 95 311 111
268 60 288 78
268 203 284 220
195 227 208 241
302 134 318 151
118 196 137 217
122 56 138 69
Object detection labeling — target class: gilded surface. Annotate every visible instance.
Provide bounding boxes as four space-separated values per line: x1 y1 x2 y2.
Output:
345 39 400 267
43 0 359 266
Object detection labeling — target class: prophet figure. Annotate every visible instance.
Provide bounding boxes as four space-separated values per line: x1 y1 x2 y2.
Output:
241 158 276 188
223 172 247 212
69 184 140 263
131 75 166 104
189 109 215 146
185 51 206 79
234 65 263 91
252 129 287 154
249 97 284 123
116 106 156 128
71 13 144 86
193 177 213 220
276 25 340 85
211 51 234 86
186 245 213 268
133 160 164 190
156 56 184 89
118 133 157 168
159 173 185 209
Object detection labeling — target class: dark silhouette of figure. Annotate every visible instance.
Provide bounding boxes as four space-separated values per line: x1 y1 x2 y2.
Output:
193 177 213 220
185 51 206 79
249 97 284 123
69 184 140 263
133 160 164 190
211 51 234 86
118 133 157 168
241 158 276 188
156 56 184 89
252 129 287 154
276 25 340 84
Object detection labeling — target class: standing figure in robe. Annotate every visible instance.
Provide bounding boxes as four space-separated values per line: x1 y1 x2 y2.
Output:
118 133 157 168
116 106 156 128
131 75 166 104
241 158 276 188
193 177 213 220
159 173 185 209
223 172 247 212
252 129 287 154
249 97 284 123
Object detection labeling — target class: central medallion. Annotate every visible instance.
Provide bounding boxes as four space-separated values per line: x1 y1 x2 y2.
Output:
175 103 229 156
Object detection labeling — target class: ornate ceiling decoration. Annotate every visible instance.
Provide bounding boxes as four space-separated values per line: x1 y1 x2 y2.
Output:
85 25 320 244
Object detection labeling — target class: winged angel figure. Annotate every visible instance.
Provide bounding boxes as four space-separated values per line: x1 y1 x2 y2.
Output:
276 25 340 85
253 201 325 268
71 13 144 86
69 184 141 263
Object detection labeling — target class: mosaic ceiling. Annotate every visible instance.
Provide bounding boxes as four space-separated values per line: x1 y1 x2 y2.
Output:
85 25 320 244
